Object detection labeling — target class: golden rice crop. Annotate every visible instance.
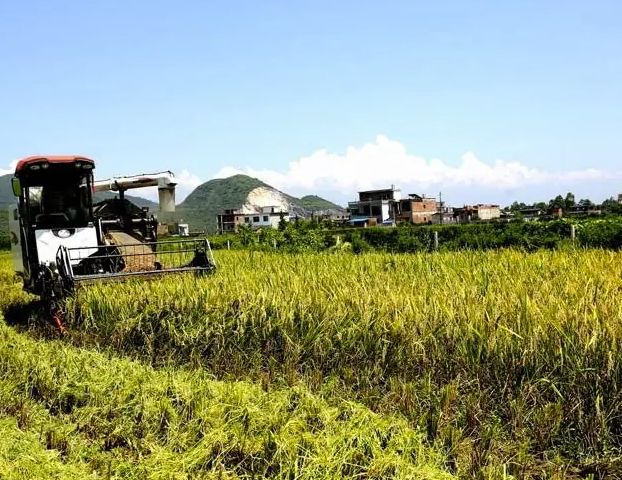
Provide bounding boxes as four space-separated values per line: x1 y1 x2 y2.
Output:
63 248 622 476
0 318 453 480
3 247 622 477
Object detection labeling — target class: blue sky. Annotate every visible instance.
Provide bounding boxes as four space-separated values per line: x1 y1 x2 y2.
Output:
1 0 621 206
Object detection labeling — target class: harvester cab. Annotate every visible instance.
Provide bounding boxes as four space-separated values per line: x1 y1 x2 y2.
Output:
8 155 216 302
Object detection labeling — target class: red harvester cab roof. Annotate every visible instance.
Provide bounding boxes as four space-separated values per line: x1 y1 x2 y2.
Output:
15 155 95 175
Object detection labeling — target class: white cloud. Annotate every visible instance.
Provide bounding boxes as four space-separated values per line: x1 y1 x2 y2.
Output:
174 169 203 201
0 160 18 176
211 134 618 196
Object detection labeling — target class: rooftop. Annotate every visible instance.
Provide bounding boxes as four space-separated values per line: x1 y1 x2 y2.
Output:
357 185 400 195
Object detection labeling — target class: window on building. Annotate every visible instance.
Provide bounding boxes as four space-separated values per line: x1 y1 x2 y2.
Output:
401 200 411 212
253 216 260 222
263 216 268 222
371 205 381 216
245 217 250 223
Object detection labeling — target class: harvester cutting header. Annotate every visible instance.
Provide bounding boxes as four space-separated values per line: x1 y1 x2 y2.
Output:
8 155 216 303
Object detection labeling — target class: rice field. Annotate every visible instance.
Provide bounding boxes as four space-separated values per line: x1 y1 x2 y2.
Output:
2 247 622 478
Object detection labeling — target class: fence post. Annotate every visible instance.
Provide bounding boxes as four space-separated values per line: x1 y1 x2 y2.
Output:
273 239 277 249
570 224 576 243
227 240 230 250
433 231 439 251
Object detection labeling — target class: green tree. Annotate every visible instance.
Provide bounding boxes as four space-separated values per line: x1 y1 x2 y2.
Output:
509 201 527 212
602 197 622 215
237 223 256 246
578 198 594 208
549 195 565 210
278 212 287 231
564 192 575 210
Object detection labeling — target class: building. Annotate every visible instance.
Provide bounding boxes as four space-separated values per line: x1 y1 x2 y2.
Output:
311 211 350 223
348 186 402 225
566 204 602 217
453 204 501 223
519 208 543 221
157 223 169 236
349 217 377 228
217 205 290 233
216 208 245 233
431 205 456 224
395 194 437 224
176 223 189 236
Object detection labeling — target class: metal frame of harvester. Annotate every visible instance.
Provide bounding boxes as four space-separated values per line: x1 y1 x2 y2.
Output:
7 155 216 330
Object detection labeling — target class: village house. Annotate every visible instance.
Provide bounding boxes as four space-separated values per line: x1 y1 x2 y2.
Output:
566 204 603 217
394 194 437 224
347 186 401 226
217 205 289 233
453 204 501 223
519 207 543 221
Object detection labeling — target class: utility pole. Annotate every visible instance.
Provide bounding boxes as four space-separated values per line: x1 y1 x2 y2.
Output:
438 191 443 225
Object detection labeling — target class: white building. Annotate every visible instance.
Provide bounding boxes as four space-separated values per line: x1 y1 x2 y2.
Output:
242 205 289 229
348 186 402 225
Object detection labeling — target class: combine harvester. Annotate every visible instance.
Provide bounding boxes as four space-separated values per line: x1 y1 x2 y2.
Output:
7 155 216 330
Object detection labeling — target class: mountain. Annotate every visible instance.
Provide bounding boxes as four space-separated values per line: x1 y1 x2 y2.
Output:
298 195 344 211
161 174 346 233
0 174 14 208
92 191 158 209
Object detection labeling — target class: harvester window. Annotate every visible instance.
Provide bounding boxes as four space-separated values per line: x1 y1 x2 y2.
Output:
31 179 92 228
27 187 43 219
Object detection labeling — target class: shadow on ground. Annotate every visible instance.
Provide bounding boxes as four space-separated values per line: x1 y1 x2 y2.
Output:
2 300 65 339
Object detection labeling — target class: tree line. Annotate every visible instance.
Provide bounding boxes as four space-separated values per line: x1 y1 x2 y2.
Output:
506 191 622 215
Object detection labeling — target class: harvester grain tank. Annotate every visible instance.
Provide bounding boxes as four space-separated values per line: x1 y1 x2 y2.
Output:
8 155 216 310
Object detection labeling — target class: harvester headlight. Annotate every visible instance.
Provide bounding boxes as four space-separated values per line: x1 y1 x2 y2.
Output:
76 162 92 170
29 162 49 170
56 229 72 238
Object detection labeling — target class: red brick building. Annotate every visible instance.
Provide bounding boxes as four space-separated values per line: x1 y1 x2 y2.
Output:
395 194 437 224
